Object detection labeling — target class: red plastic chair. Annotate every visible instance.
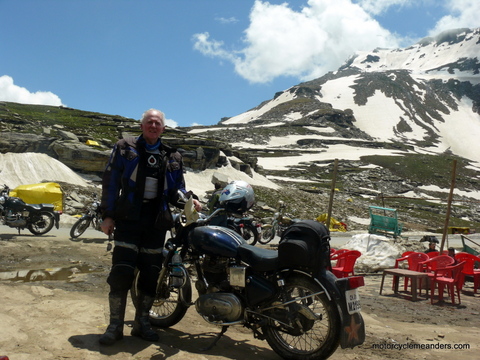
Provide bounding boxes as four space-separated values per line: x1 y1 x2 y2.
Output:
395 251 415 268
430 261 466 304
331 250 361 278
419 255 455 272
426 250 448 258
394 252 429 291
330 249 350 268
455 252 480 293
419 255 455 296
330 248 349 258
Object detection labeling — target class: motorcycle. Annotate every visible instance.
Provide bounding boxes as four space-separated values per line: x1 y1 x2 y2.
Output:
259 200 296 244
131 196 365 360
70 193 102 240
227 213 262 246
0 184 60 235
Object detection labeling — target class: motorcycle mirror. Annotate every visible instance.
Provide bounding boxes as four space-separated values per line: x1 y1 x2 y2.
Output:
177 190 189 204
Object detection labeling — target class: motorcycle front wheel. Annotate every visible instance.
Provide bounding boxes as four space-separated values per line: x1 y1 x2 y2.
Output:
131 268 191 328
263 275 341 360
70 217 91 240
27 211 55 235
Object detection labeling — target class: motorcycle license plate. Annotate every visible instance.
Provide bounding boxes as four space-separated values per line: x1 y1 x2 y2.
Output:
346 289 361 314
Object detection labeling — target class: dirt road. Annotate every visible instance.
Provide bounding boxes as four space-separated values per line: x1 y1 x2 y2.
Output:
0 224 479 360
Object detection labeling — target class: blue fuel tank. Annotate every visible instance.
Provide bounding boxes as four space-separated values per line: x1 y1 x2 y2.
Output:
189 226 246 258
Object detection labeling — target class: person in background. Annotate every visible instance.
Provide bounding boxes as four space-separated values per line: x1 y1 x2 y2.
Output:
99 108 201 346
425 241 437 254
208 182 227 226
207 182 222 215
448 247 458 264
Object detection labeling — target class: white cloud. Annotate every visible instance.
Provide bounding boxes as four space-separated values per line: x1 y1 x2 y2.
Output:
194 0 398 84
165 118 178 128
0 75 63 106
193 0 478 85
427 0 480 36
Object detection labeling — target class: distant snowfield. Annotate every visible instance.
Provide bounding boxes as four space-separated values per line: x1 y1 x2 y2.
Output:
256 144 405 171
0 152 279 200
221 90 296 125
0 153 90 189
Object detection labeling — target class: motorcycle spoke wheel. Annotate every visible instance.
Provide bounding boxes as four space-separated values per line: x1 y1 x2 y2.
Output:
242 224 259 246
27 211 55 235
259 227 274 244
131 269 190 328
263 276 340 360
69 218 90 240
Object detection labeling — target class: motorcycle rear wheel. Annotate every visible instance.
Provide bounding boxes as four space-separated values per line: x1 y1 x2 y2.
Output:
27 211 55 235
263 275 341 360
228 223 259 246
242 222 260 246
259 225 275 244
131 268 191 328
70 218 91 240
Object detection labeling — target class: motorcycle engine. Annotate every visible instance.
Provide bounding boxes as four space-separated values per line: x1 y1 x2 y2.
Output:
5 211 27 227
200 255 230 292
195 293 244 323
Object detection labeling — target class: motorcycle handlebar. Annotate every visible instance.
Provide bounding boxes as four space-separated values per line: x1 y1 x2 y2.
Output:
196 207 225 225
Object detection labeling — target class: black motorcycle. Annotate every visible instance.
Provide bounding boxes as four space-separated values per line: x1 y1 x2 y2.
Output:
131 198 365 360
227 213 261 246
70 193 102 239
0 184 60 235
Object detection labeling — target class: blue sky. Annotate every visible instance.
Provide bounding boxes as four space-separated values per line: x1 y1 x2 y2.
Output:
1 0 478 128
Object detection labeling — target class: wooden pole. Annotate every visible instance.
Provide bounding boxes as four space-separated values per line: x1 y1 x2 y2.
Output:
440 160 457 253
326 159 338 230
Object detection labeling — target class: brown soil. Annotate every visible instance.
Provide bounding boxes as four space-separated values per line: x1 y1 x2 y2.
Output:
0 226 479 360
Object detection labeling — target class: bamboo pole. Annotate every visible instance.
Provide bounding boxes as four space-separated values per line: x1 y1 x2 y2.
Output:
440 160 457 253
326 159 338 230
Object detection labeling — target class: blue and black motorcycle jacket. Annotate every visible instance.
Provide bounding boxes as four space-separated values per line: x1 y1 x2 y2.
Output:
100 135 189 229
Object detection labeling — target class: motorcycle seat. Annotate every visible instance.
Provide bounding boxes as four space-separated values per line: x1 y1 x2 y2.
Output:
237 244 279 272
25 204 43 210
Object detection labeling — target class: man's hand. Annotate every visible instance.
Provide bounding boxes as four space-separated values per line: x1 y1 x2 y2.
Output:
101 217 115 236
193 199 202 212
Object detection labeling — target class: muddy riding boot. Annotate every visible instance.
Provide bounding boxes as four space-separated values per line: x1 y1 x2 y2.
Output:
99 291 127 345
131 292 159 342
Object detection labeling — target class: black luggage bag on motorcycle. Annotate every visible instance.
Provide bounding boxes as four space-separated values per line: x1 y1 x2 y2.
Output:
278 219 332 272
277 219 366 349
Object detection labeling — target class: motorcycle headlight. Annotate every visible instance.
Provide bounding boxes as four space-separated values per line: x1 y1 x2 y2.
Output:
92 202 99 210
0 196 4 204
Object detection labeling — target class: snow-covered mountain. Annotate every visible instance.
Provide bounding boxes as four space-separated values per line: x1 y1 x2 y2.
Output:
186 28 480 228
211 27 480 167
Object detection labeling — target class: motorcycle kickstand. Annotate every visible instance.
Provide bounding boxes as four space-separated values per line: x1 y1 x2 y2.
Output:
200 325 228 351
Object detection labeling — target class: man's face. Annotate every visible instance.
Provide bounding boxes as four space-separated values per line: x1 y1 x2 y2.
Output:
141 111 165 144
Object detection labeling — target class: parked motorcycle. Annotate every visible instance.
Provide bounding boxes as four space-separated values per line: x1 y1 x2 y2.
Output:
70 193 102 239
0 184 60 235
227 214 261 246
259 200 296 244
131 191 365 360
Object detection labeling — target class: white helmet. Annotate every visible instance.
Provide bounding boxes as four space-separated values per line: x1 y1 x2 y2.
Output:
219 180 255 213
